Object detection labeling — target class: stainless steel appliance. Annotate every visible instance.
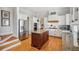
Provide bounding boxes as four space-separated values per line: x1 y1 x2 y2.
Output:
59 25 70 30
34 23 37 31
19 19 29 41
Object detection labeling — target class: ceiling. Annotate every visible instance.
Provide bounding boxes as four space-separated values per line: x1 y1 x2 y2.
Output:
19 7 70 17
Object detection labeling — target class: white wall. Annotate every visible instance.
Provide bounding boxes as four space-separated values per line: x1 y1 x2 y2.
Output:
65 14 70 25
44 17 48 28
0 7 14 35
29 16 33 34
0 7 20 38
19 8 34 34
19 12 28 20
12 7 19 37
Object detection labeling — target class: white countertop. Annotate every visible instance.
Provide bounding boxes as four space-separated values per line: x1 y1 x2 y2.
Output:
32 29 47 34
62 30 71 33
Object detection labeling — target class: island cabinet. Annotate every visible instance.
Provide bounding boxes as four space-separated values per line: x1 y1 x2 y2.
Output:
31 30 49 49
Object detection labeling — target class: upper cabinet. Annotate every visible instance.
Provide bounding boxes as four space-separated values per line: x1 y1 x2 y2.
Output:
73 8 78 21
48 15 58 21
66 14 71 25
70 7 79 24
58 15 66 25
48 11 58 21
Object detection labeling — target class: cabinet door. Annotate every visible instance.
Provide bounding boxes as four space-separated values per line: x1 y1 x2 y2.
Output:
56 29 62 37
48 15 52 21
62 33 72 50
49 29 59 36
66 33 70 47
49 29 53 35
70 7 79 23
65 33 73 50
48 15 58 21
66 14 70 25
58 16 65 25
51 29 55 36
48 29 54 36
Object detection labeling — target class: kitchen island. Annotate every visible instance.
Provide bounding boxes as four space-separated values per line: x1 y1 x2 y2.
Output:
31 30 49 49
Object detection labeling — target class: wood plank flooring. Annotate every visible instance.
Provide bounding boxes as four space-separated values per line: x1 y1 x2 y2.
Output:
0 34 12 40
0 36 20 50
9 36 62 51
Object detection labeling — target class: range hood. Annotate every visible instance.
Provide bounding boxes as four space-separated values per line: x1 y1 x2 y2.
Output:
50 12 56 15
49 10 56 15
48 20 59 23
48 10 58 22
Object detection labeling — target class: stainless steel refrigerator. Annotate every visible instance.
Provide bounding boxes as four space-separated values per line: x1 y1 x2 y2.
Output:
19 19 29 41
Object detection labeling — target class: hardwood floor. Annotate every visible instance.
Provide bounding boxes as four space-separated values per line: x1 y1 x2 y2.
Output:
0 34 12 40
9 36 62 51
0 36 20 50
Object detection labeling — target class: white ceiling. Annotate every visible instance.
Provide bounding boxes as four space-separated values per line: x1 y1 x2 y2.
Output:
20 7 70 17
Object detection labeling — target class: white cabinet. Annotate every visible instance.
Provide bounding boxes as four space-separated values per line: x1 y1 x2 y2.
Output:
47 29 61 37
70 7 79 24
58 15 66 25
53 29 61 37
48 15 58 21
47 29 54 36
62 32 73 50
56 29 62 37
51 29 55 36
66 14 70 25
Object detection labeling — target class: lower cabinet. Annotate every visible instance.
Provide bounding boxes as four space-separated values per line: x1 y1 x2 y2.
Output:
49 29 55 36
54 29 62 37
62 32 73 51
47 29 62 37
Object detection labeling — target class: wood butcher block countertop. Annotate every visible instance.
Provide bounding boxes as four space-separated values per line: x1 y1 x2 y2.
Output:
32 30 47 34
